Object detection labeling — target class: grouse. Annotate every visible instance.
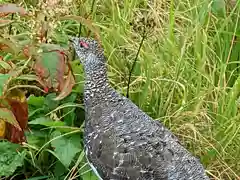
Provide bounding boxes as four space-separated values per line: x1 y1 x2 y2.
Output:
71 36 209 180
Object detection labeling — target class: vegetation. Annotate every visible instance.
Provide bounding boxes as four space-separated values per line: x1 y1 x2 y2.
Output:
0 0 239 179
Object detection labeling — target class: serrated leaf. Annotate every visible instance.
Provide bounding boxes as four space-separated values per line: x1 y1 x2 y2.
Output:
0 141 25 177
0 108 21 130
29 117 65 127
51 130 81 167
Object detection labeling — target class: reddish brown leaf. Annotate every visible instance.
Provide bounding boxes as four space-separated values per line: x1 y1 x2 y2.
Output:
5 89 28 144
0 3 27 17
5 125 25 143
54 71 75 101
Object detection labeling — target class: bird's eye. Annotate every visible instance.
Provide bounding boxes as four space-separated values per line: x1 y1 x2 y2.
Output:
79 41 89 48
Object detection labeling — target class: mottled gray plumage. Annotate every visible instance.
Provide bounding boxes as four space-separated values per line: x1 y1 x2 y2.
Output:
71 36 209 180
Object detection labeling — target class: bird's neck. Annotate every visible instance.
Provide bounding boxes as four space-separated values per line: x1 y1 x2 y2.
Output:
83 63 112 109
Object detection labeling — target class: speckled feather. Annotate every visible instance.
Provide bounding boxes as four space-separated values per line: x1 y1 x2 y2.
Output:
71 37 209 180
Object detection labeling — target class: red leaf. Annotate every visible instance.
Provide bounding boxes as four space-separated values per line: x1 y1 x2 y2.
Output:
5 125 26 143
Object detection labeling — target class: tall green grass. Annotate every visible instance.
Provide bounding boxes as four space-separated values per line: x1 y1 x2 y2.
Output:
74 0 239 179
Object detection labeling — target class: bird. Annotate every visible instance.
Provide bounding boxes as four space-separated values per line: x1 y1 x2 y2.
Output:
71 36 210 180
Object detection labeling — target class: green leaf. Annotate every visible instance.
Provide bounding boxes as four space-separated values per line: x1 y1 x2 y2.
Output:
0 108 21 130
53 161 67 177
25 130 48 147
41 51 60 79
50 130 81 167
0 141 25 177
0 73 10 96
28 95 45 107
29 117 65 127
44 93 60 112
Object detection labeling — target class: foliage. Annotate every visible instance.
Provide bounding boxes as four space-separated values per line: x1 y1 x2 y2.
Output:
0 141 25 177
0 0 240 179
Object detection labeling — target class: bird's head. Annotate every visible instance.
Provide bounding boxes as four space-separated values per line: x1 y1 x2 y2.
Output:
71 37 106 69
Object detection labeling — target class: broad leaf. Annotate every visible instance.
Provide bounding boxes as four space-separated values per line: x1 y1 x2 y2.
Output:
34 50 65 91
0 108 21 130
50 130 81 167
27 95 45 108
44 93 60 112
25 130 48 148
0 141 25 177
5 89 28 143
